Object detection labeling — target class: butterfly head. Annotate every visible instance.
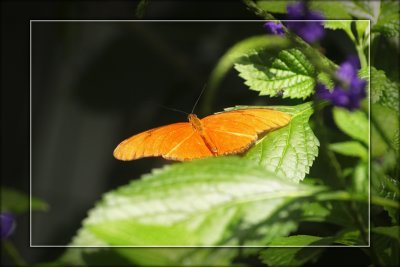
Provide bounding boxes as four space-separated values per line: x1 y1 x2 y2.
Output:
188 114 203 132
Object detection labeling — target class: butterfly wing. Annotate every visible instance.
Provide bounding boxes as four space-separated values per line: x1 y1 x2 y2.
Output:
113 123 213 161
201 108 291 155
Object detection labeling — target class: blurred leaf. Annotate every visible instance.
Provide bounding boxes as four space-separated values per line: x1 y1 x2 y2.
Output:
1 187 48 214
300 201 354 227
71 157 319 247
359 66 384 104
375 174 399 224
329 141 368 160
341 1 380 22
255 0 292 14
317 71 334 89
371 104 399 157
373 226 400 240
359 67 399 111
256 1 353 19
333 107 369 145
334 229 362 246
371 146 399 224
372 226 400 267
135 0 149 18
243 102 319 182
235 49 316 99
309 1 353 19
260 235 333 267
372 1 400 38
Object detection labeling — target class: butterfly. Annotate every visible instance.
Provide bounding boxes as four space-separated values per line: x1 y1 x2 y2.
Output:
113 108 291 161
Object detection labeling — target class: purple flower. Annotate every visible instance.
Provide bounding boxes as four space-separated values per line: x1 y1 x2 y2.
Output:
263 21 284 36
285 1 325 43
316 56 366 111
0 212 15 239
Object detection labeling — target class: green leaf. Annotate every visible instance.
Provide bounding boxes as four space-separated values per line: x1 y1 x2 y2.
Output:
372 226 400 267
208 35 289 94
317 72 334 89
72 157 319 246
255 0 293 14
324 20 360 43
359 67 399 111
204 35 290 113
309 1 353 19
1 187 48 214
372 1 400 37
235 49 316 99
244 102 319 182
324 21 352 31
341 1 380 22
260 235 333 267
329 141 368 160
61 246 237 267
371 153 399 224
333 107 369 145
334 229 363 246
373 226 400 240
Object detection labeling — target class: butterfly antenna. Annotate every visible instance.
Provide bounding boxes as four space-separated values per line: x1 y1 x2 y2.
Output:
158 104 189 115
191 84 207 114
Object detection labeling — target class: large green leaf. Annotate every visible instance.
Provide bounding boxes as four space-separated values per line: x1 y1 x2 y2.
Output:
71 157 319 247
205 35 289 111
208 35 289 90
260 235 333 267
60 245 236 267
243 102 319 182
203 35 290 113
235 49 316 99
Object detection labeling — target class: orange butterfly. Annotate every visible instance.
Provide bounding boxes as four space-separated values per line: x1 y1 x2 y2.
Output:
113 108 291 161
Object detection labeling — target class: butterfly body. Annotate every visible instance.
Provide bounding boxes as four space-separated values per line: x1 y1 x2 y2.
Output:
114 108 291 161
188 113 219 155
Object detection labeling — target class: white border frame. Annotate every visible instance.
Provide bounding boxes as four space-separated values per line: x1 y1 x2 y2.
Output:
30 19 371 248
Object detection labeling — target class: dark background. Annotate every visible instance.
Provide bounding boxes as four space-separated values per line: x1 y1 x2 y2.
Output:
1 0 367 266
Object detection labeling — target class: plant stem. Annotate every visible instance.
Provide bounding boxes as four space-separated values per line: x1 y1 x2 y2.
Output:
242 0 275 20
356 44 368 70
2 240 27 266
